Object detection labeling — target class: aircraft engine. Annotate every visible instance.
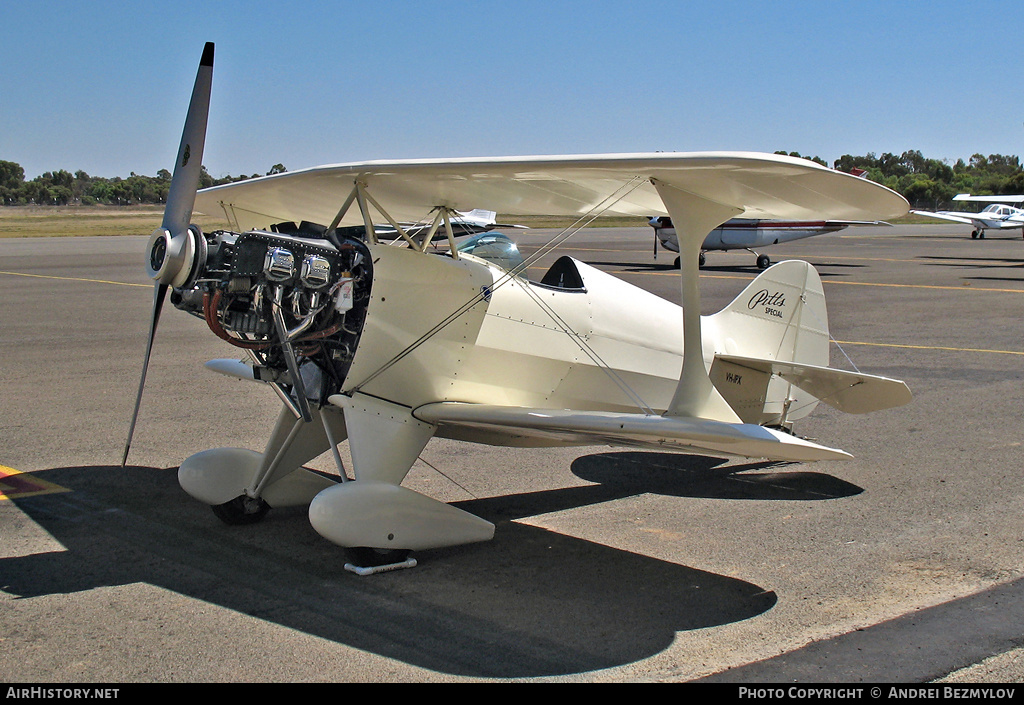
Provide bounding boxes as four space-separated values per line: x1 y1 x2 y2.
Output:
169 224 373 413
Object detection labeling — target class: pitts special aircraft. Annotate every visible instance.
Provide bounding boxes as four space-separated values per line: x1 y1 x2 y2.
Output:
123 43 912 573
912 194 1024 239
648 216 888 269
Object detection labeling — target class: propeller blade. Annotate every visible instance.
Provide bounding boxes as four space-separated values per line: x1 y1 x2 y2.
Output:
147 41 214 286
164 41 213 237
124 42 214 465
122 283 168 466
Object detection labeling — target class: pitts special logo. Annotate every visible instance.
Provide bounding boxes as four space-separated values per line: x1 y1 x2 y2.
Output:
747 288 787 318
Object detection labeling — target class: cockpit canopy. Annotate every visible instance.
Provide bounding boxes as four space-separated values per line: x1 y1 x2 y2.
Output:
982 204 1022 217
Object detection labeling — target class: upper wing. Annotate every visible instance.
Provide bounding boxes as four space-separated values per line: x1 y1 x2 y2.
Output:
194 152 908 232
413 402 851 462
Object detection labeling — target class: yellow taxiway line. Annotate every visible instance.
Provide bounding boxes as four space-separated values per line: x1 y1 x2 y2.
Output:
833 340 1024 356
0 271 148 287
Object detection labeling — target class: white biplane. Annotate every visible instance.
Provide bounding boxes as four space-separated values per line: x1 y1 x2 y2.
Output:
124 43 912 573
912 194 1024 239
648 216 888 269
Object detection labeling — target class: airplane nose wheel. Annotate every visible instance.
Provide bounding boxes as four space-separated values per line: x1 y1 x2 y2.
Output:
212 495 271 525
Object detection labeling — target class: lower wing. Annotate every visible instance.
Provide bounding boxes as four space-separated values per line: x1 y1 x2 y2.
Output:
414 402 851 463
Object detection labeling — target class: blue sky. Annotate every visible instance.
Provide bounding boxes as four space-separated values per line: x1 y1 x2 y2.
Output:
3 0 1021 180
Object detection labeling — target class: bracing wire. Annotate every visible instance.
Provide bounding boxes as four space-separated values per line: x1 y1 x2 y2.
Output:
348 176 652 396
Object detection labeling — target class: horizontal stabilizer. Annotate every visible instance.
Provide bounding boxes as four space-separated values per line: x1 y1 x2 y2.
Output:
715 354 912 414
415 402 852 463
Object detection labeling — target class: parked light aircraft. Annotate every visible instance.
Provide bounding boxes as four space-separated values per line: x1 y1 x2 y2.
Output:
373 208 527 241
912 194 1024 239
123 43 912 573
649 216 887 269
271 209 523 241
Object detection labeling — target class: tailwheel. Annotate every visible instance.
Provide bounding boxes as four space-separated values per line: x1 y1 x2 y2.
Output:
211 495 270 525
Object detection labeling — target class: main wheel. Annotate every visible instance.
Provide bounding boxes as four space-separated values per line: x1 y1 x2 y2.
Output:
756 254 771 270
211 495 270 525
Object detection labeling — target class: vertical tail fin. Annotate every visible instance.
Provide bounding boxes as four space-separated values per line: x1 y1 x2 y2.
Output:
704 260 829 426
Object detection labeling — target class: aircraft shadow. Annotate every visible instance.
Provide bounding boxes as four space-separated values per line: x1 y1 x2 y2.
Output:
916 255 1024 283
1 458 858 678
570 451 863 501
917 255 1024 264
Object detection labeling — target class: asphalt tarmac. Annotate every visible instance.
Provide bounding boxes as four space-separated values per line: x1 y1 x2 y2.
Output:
1 223 1022 683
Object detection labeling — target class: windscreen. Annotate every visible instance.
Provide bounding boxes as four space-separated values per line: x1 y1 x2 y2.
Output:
456 233 526 272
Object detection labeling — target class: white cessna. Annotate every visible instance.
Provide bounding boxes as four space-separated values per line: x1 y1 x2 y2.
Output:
649 216 888 269
123 43 912 573
912 194 1024 239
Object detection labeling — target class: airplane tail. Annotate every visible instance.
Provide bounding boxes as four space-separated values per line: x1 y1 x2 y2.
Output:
704 260 827 426
704 259 910 427
462 209 497 224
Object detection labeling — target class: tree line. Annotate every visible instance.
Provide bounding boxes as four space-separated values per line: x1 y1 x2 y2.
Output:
3 151 1023 210
779 150 1024 209
0 161 286 207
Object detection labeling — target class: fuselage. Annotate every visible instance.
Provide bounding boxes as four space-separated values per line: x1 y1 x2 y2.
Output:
650 216 845 253
341 243 689 419
965 204 1024 229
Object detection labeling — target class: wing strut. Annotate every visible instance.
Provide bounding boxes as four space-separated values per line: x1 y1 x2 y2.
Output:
652 180 743 423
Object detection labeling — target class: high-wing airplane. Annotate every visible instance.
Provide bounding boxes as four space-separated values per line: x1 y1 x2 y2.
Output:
123 43 912 574
912 194 1024 239
649 216 888 269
